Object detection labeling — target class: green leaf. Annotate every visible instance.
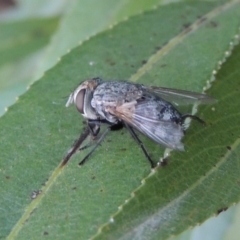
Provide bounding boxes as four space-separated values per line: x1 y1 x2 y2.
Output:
0 1 240 240
37 0 164 74
0 17 58 66
0 0 66 20
0 17 59 116
169 205 238 240
0 0 163 115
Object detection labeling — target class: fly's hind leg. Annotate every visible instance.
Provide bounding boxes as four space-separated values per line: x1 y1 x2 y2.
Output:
125 123 155 169
77 121 101 152
181 114 206 125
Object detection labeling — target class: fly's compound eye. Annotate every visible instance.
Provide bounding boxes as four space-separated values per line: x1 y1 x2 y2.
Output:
75 89 86 114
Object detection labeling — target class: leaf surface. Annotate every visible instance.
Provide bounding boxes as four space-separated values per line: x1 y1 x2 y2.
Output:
0 17 59 116
0 2 240 240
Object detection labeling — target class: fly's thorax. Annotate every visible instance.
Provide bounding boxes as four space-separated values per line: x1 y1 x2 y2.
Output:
92 81 143 104
90 81 143 123
91 96 119 124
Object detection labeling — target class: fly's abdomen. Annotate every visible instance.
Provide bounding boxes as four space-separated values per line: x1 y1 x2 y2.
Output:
130 98 184 150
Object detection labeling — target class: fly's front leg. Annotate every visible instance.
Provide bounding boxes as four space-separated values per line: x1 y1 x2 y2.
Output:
78 119 117 166
62 126 91 166
79 118 110 151
78 120 101 152
78 127 111 166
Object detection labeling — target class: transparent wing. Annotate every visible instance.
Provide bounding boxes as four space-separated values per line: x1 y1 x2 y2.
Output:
108 101 184 150
143 86 216 105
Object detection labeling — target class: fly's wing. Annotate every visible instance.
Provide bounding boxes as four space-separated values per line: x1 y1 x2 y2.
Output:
107 101 184 150
143 86 216 105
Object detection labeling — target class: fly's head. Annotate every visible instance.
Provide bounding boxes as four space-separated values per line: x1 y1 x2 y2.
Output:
66 77 102 120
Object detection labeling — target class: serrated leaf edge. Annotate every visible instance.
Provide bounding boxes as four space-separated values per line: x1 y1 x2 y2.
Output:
91 1 240 239
5 1 240 239
91 120 240 240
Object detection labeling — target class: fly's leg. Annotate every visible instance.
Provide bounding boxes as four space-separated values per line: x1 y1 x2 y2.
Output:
77 121 100 152
79 120 122 150
78 119 110 152
181 114 205 125
125 123 155 168
78 120 123 166
79 143 93 151
78 127 110 166
62 126 91 166
88 119 113 127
